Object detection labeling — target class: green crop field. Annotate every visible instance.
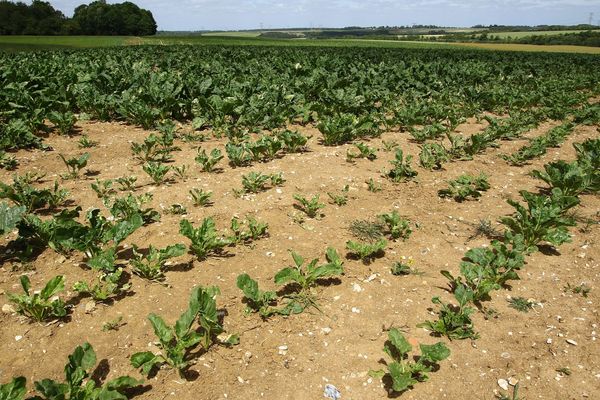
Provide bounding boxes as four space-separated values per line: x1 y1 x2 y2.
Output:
492 29 593 38
0 39 599 400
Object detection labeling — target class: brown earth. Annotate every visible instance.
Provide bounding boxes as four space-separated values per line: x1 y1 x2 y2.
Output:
0 117 599 400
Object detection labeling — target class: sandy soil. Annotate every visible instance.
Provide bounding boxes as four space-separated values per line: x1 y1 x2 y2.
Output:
0 118 598 400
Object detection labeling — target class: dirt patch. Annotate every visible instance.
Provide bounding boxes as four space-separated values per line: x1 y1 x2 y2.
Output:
1 120 598 399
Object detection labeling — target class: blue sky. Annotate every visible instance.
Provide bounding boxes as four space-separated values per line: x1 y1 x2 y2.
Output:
47 1 600 31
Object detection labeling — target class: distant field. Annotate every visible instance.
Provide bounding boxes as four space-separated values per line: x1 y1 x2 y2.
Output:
491 30 591 38
201 31 262 37
1 34 600 54
0 36 133 51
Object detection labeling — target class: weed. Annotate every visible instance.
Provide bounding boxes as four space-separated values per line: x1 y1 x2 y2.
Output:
508 297 535 312
102 316 125 331
563 283 591 298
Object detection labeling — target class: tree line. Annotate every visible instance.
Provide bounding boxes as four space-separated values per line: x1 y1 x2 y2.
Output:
0 0 157 35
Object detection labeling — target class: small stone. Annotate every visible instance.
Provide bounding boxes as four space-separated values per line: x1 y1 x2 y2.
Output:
2 304 15 314
321 327 332 335
237 376 244 384
498 379 509 391
278 345 288 355
352 283 363 293
500 352 511 359
15 335 23 341
547 338 553 344
508 377 519 386
84 301 96 314
351 307 360 313
566 339 578 346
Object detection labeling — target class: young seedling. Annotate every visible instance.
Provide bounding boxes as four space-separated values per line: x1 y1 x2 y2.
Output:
378 210 412 240
382 139 399 152
418 285 479 340
277 129 310 153
166 204 187 215
173 164 190 181
108 193 160 225
419 143 449 170
366 178 382 192
179 218 230 260
438 173 491 202
230 216 269 244
77 135 98 148
91 179 114 199
34 342 141 398
59 153 90 179
102 316 125 332
195 148 223 172
115 175 137 191
346 239 387 263
236 273 278 318
347 142 377 162
8 275 67 322
143 162 171 185
327 185 350 206
293 194 325 218
385 149 417 182
130 285 237 378
369 328 450 393
130 243 187 282
273 248 344 313
241 171 271 193
225 142 251 167
189 188 213 207
48 110 77 136
73 268 130 303
0 151 18 170
390 258 422 276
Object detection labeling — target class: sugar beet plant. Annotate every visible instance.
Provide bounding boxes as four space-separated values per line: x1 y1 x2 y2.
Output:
438 173 490 202
179 218 230 260
369 328 450 394
130 243 186 282
238 248 344 317
2 342 142 400
131 285 237 378
385 149 417 182
500 188 579 253
8 275 67 322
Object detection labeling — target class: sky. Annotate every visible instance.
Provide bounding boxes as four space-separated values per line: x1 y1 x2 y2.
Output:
46 0 600 31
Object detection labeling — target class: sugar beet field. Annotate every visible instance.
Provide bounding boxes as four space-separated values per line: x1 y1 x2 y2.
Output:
0 45 599 399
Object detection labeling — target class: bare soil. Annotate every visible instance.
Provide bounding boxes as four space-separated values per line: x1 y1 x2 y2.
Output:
1 118 598 400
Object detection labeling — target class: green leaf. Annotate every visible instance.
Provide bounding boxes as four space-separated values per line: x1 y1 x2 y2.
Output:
19 275 30 296
367 369 386 379
387 328 412 358
419 342 450 363
236 273 259 301
104 376 143 392
0 376 26 400
0 202 25 235
291 251 304 268
40 275 65 300
148 314 173 344
130 351 156 368
274 267 302 285
388 362 416 392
